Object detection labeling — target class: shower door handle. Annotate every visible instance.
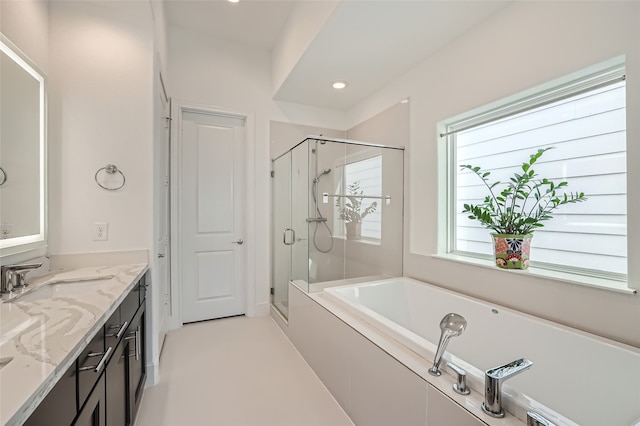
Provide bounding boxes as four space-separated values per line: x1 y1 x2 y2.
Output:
283 228 295 246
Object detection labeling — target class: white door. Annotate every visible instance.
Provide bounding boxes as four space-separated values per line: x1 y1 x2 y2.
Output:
179 110 246 323
155 70 171 349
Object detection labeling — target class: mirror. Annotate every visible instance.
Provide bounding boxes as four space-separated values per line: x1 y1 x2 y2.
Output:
0 34 46 256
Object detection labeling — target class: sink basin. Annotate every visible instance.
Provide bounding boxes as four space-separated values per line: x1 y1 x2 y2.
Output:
9 275 114 304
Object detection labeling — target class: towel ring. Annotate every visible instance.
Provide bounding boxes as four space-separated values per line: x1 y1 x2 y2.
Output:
0 167 6 186
95 164 126 191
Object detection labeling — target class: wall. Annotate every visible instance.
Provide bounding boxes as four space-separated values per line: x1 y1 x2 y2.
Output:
0 0 49 74
48 1 154 257
346 1 640 347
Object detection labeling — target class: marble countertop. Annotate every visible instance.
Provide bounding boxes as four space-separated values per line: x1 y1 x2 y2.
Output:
0 263 148 426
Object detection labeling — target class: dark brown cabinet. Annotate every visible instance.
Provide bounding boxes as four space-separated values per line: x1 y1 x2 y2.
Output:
126 304 146 424
105 338 128 426
24 273 147 426
23 362 77 426
74 374 106 426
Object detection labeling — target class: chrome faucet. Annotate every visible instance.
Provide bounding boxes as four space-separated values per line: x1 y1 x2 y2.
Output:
482 358 533 418
0 263 43 293
428 313 467 376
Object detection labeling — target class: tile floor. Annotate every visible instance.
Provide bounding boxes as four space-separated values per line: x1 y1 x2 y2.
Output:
135 315 354 426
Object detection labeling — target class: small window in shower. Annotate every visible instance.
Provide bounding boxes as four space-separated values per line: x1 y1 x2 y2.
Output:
338 154 383 241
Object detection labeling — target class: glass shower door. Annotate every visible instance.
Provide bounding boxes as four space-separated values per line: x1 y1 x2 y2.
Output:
271 152 292 318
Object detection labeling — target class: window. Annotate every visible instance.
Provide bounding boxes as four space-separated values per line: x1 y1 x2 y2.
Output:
442 60 627 282
339 155 383 240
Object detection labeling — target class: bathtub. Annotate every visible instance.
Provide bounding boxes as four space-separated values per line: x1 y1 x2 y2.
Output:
323 277 640 426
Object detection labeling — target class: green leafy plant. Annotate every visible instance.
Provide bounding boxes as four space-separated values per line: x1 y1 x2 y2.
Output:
461 147 587 235
336 181 377 223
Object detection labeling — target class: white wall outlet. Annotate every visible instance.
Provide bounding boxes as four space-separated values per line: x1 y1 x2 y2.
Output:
94 222 109 241
1 223 13 239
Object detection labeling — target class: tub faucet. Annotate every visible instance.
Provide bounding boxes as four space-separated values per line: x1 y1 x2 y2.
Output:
428 313 467 376
482 358 533 418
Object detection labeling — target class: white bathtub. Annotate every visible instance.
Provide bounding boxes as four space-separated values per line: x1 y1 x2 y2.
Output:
323 277 640 426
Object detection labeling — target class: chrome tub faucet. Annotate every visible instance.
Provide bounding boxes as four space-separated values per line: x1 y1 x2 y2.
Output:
482 358 533 418
428 313 467 376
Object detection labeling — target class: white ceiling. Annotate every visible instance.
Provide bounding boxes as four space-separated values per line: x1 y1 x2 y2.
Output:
165 0 510 111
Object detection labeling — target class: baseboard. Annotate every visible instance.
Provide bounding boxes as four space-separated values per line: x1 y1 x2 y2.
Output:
145 360 160 387
252 302 270 316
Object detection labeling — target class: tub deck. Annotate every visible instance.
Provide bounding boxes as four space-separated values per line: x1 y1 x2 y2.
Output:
322 277 640 426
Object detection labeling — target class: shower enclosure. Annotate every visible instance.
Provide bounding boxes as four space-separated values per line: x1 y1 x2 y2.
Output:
271 136 404 319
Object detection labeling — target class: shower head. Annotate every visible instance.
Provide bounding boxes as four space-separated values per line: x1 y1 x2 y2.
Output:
313 168 332 183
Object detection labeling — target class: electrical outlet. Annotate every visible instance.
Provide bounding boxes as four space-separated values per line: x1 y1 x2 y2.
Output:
1 223 13 239
94 222 109 241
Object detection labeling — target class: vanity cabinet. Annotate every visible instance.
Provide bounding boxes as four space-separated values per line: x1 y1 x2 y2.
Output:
126 303 146 424
74 374 106 426
105 338 128 426
24 274 147 426
23 362 77 426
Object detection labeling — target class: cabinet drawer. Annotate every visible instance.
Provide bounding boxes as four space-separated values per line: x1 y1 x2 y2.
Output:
77 328 107 407
104 307 124 358
120 285 140 326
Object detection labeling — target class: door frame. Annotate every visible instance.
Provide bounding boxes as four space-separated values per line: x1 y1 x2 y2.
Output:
169 101 256 329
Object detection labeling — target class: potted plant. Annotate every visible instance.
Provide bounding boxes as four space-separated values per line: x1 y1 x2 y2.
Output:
336 181 378 240
461 147 587 270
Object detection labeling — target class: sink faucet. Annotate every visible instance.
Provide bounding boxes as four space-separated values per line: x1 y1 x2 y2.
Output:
0 263 43 293
482 358 533 418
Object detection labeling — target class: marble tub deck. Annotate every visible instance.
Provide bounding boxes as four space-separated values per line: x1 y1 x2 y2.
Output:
0 263 148 426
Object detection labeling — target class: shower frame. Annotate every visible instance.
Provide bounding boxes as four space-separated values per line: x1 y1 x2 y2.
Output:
271 136 405 319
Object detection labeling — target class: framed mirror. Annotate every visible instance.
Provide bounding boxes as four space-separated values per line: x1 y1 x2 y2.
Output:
0 34 47 258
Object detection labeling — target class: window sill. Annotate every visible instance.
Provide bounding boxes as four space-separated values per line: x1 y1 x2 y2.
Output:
431 253 637 296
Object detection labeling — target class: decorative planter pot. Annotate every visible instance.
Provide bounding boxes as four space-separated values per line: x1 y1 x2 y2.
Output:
491 234 533 270
345 222 362 240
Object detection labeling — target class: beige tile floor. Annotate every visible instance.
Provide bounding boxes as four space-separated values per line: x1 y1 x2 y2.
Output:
136 315 354 426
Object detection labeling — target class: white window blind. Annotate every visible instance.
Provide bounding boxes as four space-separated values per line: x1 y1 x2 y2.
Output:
449 67 627 280
345 155 382 240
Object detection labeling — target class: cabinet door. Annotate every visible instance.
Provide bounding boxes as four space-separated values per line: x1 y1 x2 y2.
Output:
126 306 146 425
74 374 106 426
24 362 77 426
106 340 128 426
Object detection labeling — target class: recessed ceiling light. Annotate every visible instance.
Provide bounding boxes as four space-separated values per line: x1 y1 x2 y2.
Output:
332 81 348 90
400 98 409 104
228 0 239 3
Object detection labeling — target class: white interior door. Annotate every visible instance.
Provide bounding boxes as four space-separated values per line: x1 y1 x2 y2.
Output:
155 70 171 349
179 110 246 323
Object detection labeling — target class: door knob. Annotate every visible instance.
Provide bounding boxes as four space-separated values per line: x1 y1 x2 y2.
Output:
232 239 244 245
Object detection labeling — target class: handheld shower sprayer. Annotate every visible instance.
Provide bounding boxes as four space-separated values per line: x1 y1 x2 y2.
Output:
428 313 467 376
313 168 332 183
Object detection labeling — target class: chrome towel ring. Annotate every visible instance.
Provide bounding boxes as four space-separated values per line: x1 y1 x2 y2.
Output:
0 167 6 186
95 164 126 191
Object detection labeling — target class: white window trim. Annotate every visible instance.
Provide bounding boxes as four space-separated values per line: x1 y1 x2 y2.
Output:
436 55 636 294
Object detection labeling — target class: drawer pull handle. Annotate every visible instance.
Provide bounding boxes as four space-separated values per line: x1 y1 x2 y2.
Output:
79 346 113 373
126 326 141 361
106 321 129 339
